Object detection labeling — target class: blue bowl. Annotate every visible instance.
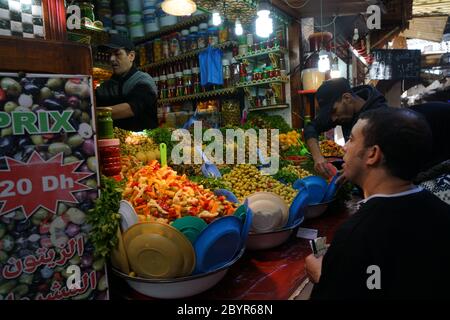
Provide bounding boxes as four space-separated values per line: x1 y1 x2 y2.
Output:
201 163 222 178
323 174 339 202
287 188 309 227
193 215 242 274
293 176 327 205
233 204 253 249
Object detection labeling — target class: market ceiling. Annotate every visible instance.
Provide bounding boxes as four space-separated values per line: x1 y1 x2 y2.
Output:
272 0 385 18
413 0 450 16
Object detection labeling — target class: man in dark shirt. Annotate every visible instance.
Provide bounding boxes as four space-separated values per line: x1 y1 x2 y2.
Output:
305 108 450 299
96 35 158 131
304 78 388 177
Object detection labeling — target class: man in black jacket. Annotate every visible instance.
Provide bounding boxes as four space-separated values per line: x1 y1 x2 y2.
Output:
96 35 158 131
304 78 388 177
305 108 450 299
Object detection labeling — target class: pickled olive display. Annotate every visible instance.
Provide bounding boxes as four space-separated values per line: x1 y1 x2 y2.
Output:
222 164 298 204
0 75 106 300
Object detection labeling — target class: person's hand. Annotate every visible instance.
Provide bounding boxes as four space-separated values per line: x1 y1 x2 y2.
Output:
305 254 323 284
314 157 336 178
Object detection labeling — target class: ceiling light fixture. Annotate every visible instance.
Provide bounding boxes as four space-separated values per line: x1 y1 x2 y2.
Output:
161 0 197 17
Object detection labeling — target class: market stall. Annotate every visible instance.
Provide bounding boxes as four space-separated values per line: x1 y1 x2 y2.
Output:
2 0 445 301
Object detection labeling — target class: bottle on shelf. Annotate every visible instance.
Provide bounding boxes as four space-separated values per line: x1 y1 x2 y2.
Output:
222 59 231 88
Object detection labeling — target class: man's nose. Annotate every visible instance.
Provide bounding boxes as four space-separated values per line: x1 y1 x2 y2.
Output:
110 54 116 63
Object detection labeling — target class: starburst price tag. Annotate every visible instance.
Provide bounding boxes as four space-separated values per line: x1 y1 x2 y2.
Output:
0 151 93 219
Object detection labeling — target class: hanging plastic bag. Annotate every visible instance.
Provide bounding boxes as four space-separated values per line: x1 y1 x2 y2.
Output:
199 46 224 86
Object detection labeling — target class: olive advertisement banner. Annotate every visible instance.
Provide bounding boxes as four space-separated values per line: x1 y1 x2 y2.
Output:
0 73 108 300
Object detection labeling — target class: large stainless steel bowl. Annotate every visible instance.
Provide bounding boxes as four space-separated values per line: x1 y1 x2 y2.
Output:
245 217 304 250
304 198 336 219
111 248 245 299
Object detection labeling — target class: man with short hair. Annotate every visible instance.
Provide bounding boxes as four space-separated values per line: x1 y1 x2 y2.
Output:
305 108 450 299
96 35 158 131
304 78 388 177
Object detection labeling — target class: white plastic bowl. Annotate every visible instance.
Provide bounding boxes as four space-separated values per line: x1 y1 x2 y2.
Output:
112 248 244 299
246 217 304 250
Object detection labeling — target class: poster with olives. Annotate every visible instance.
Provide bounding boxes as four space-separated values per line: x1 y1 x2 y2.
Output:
0 73 108 300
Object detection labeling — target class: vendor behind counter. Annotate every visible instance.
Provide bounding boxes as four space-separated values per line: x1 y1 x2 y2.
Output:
96 35 158 131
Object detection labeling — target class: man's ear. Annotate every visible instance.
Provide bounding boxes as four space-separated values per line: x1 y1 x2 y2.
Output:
366 145 383 166
128 51 136 63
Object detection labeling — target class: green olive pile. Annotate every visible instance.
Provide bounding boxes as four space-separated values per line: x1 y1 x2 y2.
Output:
285 165 312 180
113 127 160 162
222 164 298 204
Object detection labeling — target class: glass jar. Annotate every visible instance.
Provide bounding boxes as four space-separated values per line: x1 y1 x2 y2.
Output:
78 2 95 22
175 72 184 97
263 67 271 79
159 74 168 99
188 34 198 51
180 29 189 53
153 38 162 62
183 69 193 95
253 69 262 81
219 25 228 43
238 44 248 56
162 36 170 59
192 67 201 93
222 59 231 88
169 32 180 57
208 27 219 46
96 107 114 139
221 100 241 126
167 73 176 98
98 139 121 177
239 62 247 82
199 23 208 32
197 31 207 49
153 76 160 93
189 26 198 50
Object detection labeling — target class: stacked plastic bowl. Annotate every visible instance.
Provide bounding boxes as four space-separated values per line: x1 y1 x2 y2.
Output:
143 0 159 33
127 0 144 39
112 0 129 37
111 199 252 298
292 175 339 219
95 0 113 31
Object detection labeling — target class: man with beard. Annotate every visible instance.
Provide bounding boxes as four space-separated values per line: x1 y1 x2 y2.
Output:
305 108 450 299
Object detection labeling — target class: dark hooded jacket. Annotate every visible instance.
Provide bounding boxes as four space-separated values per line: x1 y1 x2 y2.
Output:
96 66 158 131
304 85 389 140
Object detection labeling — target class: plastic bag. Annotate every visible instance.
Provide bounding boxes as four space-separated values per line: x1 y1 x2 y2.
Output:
199 46 224 86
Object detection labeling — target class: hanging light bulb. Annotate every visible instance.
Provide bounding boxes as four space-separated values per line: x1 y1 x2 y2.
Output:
161 0 196 16
318 50 331 73
235 19 243 36
330 57 340 78
255 1 273 38
212 11 222 26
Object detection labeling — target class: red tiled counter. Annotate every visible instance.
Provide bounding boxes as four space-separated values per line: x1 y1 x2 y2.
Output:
110 203 352 300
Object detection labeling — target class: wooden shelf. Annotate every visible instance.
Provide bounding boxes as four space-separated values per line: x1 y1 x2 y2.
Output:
235 46 288 60
140 41 237 70
236 76 289 88
248 104 289 111
157 87 237 105
133 14 209 44
93 63 112 72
